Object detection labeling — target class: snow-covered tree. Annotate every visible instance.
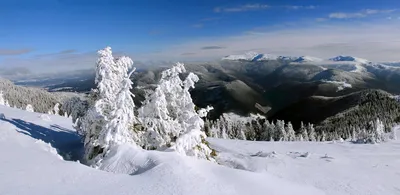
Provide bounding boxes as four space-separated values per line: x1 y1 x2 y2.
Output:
53 103 60 115
260 120 271 141
274 120 286 141
299 122 309 141
0 91 9 107
139 63 215 160
0 91 5 106
26 104 34 112
100 69 138 147
308 123 316 141
321 131 326 142
374 118 385 143
286 122 296 141
79 47 137 165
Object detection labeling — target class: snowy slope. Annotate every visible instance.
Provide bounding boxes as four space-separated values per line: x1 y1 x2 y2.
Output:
209 135 400 195
0 105 323 195
1 105 399 195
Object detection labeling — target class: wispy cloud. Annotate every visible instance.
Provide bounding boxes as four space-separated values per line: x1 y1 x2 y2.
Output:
35 49 77 57
214 4 269 13
316 18 327 22
200 17 221 22
0 48 32 56
59 49 76 54
192 24 204 28
214 4 316 13
181 52 196 56
285 5 316 10
201 46 226 50
329 9 396 19
149 30 162 35
1 51 96 73
136 23 400 62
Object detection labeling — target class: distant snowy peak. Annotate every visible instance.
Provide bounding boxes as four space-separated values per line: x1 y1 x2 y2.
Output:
329 56 370 64
292 56 323 63
222 53 371 64
222 52 277 62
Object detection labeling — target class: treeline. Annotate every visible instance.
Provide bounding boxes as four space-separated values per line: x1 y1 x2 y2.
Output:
316 90 400 138
0 78 82 115
205 111 397 143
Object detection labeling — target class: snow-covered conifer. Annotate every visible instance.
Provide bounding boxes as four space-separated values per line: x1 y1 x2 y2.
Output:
26 104 34 112
286 122 296 141
321 131 326 142
300 122 309 141
53 103 60 115
79 47 137 165
374 118 385 143
139 63 215 160
0 91 7 106
99 69 138 147
308 123 316 142
275 120 286 141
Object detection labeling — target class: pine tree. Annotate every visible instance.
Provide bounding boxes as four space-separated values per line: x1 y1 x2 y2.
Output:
0 91 7 106
139 63 215 160
101 69 138 146
286 122 296 141
275 120 286 141
26 104 34 112
53 103 60 115
79 47 137 165
321 131 326 142
300 122 309 141
374 118 385 143
260 120 271 141
308 123 316 142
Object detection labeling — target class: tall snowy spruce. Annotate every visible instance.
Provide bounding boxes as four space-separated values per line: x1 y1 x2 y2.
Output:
0 91 9 107
79 47 137 166
138 63 215 161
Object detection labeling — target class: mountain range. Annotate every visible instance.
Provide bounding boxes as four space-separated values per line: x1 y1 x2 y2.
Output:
9 52 400 132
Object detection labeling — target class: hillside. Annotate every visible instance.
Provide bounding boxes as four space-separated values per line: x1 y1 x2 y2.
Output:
0 105 323 195
0 105 399 195
269 89 400 131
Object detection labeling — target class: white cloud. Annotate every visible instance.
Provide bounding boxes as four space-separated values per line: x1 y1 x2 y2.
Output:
192 24 204 28
329 9 396 19
137 23 400 62
0 48 33 56
286 5 316 10
0 51 97 73
214 4 316 13
214 4 269 13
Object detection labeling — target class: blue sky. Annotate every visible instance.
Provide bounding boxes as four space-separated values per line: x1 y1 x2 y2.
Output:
1 0 400 73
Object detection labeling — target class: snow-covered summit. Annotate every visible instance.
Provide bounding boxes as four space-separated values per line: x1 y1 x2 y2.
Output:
292 56 323 63
222 53 325 63
329 56 369 64
222 52 278 61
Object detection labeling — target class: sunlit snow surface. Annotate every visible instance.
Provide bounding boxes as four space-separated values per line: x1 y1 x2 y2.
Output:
0 105 399 195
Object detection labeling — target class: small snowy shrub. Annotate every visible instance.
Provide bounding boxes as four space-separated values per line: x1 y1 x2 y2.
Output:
25 104 34 112
39 114 51 121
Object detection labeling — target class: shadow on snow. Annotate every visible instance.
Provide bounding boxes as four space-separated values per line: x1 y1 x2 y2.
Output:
0 118 83 161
